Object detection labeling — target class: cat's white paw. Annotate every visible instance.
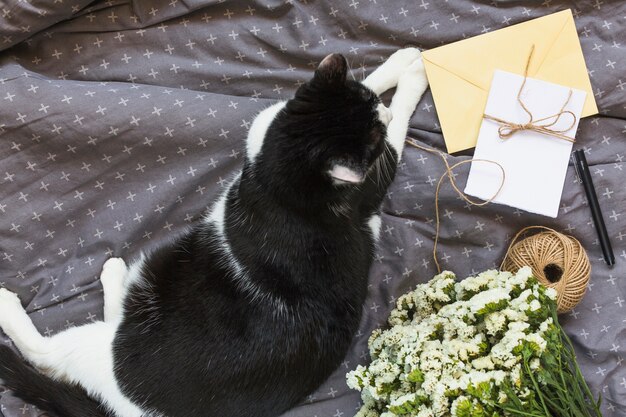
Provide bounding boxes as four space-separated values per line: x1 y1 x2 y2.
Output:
391 58 429 116
102 257 127 274
385 48 423 71
398 58 428 91
101 258 127 287
0 287 21 307
0 288 24 329
364 48 424 95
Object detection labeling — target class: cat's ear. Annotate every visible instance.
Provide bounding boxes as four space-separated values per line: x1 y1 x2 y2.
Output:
313 54 347 86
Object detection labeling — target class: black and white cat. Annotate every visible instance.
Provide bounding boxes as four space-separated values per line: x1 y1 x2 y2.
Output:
0 48 428 417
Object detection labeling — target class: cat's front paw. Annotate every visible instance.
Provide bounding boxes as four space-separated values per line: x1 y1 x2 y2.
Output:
102 257 127 274
0 287 21 307
100 257 128 288
0 288 24 329
385 48 423 72
398 58 428 92
392 59 429 116
364 48 424 95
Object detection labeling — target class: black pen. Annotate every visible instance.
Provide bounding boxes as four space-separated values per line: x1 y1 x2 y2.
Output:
573 149 615 266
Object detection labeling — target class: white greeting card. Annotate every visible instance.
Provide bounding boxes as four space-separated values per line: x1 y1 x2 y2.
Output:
464 70 587 218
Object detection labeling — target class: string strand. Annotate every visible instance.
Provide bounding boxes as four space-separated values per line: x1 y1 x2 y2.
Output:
405 140 505 273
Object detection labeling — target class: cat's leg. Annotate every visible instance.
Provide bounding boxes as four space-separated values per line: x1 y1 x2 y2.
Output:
100 257 128 323
362 47 423 95
31 324 144 417
0 289 144 417
0 288 48 358
385 59 429 159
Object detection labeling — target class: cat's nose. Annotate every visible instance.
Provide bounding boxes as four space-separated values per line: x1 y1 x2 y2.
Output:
377 103 392 126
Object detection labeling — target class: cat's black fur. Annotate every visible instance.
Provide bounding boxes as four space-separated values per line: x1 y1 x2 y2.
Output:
0 54 399 417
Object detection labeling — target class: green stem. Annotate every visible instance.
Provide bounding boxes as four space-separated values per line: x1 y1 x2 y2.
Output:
500 406 545 417
555 309 602 416
524 358 551 416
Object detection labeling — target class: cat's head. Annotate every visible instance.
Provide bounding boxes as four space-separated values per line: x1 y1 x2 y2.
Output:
250 54 391 191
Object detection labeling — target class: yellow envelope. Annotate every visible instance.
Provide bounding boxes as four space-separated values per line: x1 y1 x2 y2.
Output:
422 9 597 154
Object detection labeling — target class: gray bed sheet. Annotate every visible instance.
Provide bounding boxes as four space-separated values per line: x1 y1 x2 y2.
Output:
0 1 624 416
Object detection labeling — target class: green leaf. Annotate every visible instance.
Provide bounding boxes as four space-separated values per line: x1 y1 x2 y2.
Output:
407 368 425 384
476 299 509 316
455 398 472 417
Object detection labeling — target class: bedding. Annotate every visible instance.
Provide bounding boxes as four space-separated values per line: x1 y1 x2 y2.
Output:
0 1 624 416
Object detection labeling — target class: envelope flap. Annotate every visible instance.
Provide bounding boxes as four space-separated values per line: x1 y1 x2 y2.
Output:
425 61 487 153
422 10 572 91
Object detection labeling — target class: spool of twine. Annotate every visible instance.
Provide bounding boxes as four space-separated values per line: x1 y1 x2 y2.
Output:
501 226 591 313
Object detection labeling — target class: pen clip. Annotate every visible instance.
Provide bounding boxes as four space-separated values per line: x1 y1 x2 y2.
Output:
572 151 584 180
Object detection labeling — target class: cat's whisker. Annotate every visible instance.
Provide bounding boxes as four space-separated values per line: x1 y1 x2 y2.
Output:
379 146 391 185
375 154 383 187
373 158 379 187
384 147 395 184
346 58 357 82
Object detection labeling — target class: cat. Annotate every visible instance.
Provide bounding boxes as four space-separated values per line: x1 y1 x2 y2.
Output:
0 48 428 417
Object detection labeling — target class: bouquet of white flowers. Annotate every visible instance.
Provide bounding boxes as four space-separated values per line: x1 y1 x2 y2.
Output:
347 267 601 417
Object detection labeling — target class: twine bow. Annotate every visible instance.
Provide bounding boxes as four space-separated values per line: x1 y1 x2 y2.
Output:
483 45 578 143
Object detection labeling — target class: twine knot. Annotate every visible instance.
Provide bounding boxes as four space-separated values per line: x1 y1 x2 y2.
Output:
501 122 534 137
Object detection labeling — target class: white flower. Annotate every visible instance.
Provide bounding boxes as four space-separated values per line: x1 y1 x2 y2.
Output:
468 288 510 314
529 299 541 311
498 391 508 403
450 396 470 416
484 311 507 335
346 365 367 390
389 392 416 408
355 408 380 417
416 407 434 417
513 266 533 283
472 356 494 370
530 358 541 370
508 320 529 331
539 318 553 333
545 287 558 300
455 270 495 298
526 332 548 353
